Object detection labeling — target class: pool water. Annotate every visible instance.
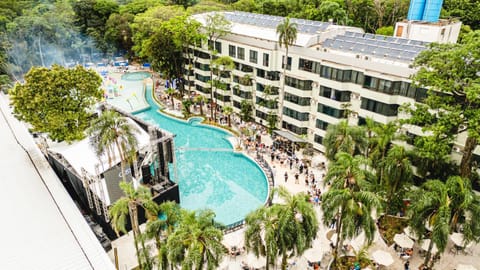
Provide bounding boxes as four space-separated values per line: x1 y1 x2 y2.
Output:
134 84 268 226
122 71 152 81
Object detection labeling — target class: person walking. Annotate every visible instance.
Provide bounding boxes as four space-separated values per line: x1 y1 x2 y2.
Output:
404 260 410 270
294 172 299 184
284 171 288 182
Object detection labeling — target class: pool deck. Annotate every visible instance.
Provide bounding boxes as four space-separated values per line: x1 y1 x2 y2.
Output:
103 69 150 113
107 71 480 270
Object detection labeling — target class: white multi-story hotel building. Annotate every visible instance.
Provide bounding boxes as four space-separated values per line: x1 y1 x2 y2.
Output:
190 11 433 152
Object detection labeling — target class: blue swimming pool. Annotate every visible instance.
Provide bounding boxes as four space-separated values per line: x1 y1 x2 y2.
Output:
133 83 269 226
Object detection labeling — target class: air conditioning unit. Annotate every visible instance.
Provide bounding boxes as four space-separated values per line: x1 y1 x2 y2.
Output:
458 124 467 131
364 56 369 60
452 146 461 153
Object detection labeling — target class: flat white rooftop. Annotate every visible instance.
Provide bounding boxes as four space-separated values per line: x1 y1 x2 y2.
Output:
0 93 115 270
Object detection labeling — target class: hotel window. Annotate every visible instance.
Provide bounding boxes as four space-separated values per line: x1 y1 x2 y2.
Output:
317 104 345 118
237 47 245 60
263 53 269 67
315 119 329 130
282 56 292 70
249 50 258 64
361 98 399 116
229 45 236 58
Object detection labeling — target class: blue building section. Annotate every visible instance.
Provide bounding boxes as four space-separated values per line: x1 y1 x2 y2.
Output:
422 0 443 22
407 0 427 21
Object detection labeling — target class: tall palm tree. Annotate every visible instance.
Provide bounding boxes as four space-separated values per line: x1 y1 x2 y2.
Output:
322 152 382 267
323 120 367 161
276 17 297 124
212 55 234 121
222 105 233 127
275 186 318 270
165 88 176 109
88 110 139 182
109 181 158 270
409 180 451 269
244 204 282 270
380 145 413 215
245 187 318 270
194 94 207 116
145 201 183 270
445 176 480 242
166 209 225 269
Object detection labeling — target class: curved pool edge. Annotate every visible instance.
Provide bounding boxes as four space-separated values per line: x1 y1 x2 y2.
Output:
144 83 272 227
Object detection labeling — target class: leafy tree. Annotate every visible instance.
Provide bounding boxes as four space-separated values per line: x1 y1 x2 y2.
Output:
186 0 230 14
318 1 349 24
166 209 225 269
322 152 381 267
443 0 480 30
165 88 176 108
323 120 367 161
10 65 102 141
104 12 135 56
375 26 394 36
276 17 297 125
204 13 231 121
408 31 480 178
130 5 185 60
73 0 119 53
169 0 199 10
169 15 205 94
109 181 158 270
118 0 163 15
232 0 259 12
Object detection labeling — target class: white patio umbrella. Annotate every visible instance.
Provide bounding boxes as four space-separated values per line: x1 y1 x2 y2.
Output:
403 226 419 240
246 253 265 269
450 232 465 246
222 228 245 248
371 250 394 266
303 240 324 262
350 232 367 251
457 264 477 270
393 233 414 249
419 239 438 254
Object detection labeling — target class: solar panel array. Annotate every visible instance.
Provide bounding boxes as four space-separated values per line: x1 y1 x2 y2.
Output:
224 11 330 34
323 31 429 62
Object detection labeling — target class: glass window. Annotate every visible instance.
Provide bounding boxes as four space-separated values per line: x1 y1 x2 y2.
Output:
249 50 258 64
263 53 269 67
282 56 292 70
315 119 329 130
229 45 236 58
237 47 245 60
215 41 222 53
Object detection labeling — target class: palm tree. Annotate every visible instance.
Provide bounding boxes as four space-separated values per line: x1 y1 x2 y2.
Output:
276 17 297 124
166 209 225 269
109 181 158 270
165 88 176 109
145 201 183 270
380 145 413 215
244 204 282 270
245 187 318 270
194 94 207 116
323 120 367 161
409 180 451 269
212 55 234 121
322 152 382 267
445 176 480 242
88 110 139 182
275 187 319 270
222 106 233 127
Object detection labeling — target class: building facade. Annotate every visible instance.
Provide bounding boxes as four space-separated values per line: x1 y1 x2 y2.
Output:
190 11 430 152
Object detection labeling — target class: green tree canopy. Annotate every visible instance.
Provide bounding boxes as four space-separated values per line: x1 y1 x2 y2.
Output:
10 65 102 142
407 30 480 178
